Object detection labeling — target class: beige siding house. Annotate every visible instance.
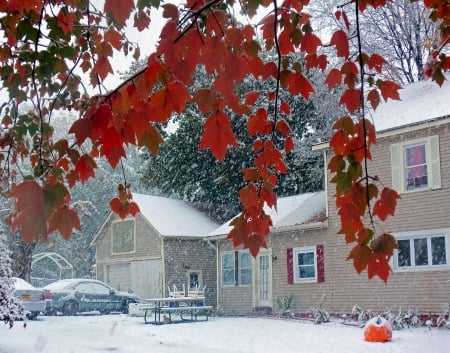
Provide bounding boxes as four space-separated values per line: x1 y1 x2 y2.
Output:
210 192 327 316
91 193 219 307
210 77 450 317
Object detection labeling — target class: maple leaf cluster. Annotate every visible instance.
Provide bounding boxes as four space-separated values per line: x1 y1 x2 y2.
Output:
0 0 449 282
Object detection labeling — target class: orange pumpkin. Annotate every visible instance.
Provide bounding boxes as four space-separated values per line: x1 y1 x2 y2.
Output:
363 316 393 342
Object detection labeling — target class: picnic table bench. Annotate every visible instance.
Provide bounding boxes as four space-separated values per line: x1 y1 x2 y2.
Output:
137 296 213 324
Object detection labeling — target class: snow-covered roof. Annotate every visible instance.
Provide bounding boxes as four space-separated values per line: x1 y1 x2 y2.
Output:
371 75 450 133
208 191 326 237
131 193 219 237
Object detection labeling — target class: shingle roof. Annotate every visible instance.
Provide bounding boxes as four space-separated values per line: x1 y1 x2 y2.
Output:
208 191 326 237
130 193 219 237
371 75 450 133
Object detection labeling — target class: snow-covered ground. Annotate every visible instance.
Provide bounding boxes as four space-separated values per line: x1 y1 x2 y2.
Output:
1 315 449 353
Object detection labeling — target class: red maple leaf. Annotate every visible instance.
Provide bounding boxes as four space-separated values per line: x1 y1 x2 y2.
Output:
48 205 81 240
284 72 315 100
99 127 126 168
373 187 401 221
104 0 134 27
325 68 342 89
69 117 92 146
300 32 322 55
368 253 392 283
378 80 402 101
367 89 381 110
75 154 97 183
339 88 362 113
199 110 238 161
247 108 267 136
347 243 371 274
8 181 47 242
330 30 349 58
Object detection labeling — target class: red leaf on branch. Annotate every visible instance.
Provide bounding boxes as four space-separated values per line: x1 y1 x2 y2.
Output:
368 253 392 282
109 197 140 219
339 88 362 113
245 91 260 106
247 108 268 136
300 32 322 55
91 103 112 141
48 205 81 240
104 0 134 27
372 233 398 257
367 88 381 110
199 110 238 161
368 53 387 73
325 68 342 89
91 56 113 82
8 181 46 242
69 117 91 146
378 80 402 101
284 72 315 100
276 118 291 137
134 10 151 32
75 154 97 183
104 28 123 51
284 136 294 154
99 127 126 168
347 243 371 274
137 125 164 156
373 187 401 221
330 30 349 58
193 88 216 114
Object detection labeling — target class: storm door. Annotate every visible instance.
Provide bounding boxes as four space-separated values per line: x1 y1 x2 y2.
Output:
255 253 272 308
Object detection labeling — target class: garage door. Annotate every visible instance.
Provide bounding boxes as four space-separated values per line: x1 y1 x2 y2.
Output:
108 263 132 292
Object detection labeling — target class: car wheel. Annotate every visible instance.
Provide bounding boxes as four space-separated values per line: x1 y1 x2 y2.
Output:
121 300 131 314
27 312 38 320
62 300 79 316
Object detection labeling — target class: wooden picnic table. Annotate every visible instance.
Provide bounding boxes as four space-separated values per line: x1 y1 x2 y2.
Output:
138 296 213 324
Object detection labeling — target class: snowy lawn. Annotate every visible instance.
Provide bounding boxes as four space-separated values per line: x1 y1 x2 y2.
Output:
1 314 449 353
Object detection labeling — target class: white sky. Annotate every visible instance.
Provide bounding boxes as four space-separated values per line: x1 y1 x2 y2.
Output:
1 315 449 353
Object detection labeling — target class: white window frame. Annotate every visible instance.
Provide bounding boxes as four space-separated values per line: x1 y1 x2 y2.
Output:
221 252 235 287
238 251 252 286
293 246 317 283
221 250 253 287
391 135 441 194
393 228 450 272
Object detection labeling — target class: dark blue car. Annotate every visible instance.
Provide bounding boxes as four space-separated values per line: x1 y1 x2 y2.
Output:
43 279 140 315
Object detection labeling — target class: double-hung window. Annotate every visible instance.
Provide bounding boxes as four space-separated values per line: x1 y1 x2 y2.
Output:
287 245 325 284
221 250 253 287
294 247 317 282
390 136 441 193
394 229 449 270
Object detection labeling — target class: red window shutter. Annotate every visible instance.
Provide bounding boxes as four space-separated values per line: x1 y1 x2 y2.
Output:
316 244 325 283
287 248 293 284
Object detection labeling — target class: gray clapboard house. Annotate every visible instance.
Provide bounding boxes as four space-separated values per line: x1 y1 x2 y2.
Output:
91 193 219 307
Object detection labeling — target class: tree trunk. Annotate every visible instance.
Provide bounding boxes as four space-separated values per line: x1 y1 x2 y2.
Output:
8 232 37 282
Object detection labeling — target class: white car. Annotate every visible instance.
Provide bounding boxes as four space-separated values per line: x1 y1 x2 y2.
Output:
13 277 48 319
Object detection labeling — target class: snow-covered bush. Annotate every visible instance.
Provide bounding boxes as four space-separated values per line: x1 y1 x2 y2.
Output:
0 225 26 327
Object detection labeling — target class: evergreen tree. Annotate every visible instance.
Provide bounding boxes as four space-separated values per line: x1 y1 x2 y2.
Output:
0 223 26 327
141 66 334 223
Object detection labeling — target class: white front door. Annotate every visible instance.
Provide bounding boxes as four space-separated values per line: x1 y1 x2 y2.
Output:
255 253 272 308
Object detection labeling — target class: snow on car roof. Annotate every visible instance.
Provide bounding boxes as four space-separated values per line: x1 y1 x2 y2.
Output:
42 279 78 290
13 277 37 290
